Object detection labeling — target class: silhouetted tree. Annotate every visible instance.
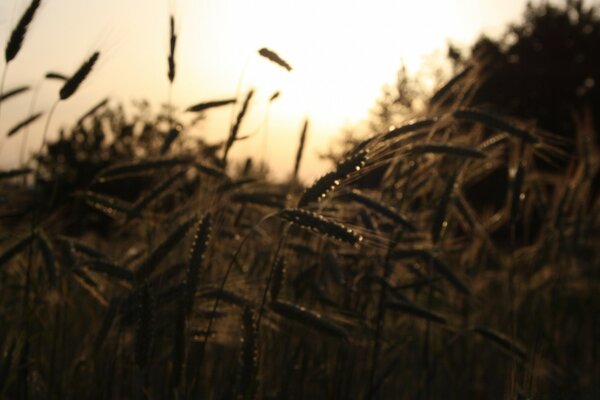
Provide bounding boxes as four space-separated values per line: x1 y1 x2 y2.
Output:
370 0 599 142
463 0 599 139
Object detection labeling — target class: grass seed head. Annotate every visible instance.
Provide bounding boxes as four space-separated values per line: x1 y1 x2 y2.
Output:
297 149 368 208
279 208 362 246
258 47 292 71
59 52 100 101
5 0 41 63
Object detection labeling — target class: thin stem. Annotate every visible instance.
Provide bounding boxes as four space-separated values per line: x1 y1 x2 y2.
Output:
200 212 279 354
422 251 435 400
256 224 290 328
36 100 62 212
37 100 59 160
201 234 251 351
20 81 43 169
261 103 271 166
0 65 10 154
168 82 173 131
228 52 252 131
18 236 34 400
366 230 396 400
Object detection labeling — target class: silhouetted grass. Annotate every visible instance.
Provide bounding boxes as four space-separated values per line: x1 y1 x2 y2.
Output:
0 3 598 400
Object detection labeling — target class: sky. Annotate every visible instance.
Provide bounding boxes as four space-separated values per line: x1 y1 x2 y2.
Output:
0 0 554 181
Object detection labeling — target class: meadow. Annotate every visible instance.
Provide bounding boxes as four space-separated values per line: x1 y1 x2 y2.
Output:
0 1 598 399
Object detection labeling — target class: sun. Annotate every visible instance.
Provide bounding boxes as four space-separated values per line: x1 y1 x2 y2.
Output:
176 0 482 180
0 0 526 181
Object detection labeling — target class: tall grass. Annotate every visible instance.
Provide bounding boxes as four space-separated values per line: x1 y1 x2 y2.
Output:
0 3 598 400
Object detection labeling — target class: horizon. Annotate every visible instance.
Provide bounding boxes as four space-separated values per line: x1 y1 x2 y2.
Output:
0 0 550 181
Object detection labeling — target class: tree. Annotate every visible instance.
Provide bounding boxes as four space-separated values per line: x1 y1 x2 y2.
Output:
369 0 600 143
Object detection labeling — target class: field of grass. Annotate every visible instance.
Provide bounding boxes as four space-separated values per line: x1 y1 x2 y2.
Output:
0 1 599 399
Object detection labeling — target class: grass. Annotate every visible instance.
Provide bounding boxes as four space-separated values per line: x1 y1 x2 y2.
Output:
0 3 599 400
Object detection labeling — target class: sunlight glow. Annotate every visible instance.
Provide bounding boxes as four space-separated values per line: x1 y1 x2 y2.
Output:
0 0 531 180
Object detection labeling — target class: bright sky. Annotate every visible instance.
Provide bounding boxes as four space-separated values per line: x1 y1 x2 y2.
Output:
0 0 539 181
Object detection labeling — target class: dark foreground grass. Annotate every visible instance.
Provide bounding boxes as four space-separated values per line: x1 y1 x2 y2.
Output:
0 2 599 399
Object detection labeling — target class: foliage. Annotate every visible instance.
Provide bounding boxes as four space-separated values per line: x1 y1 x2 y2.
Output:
0 1 599 399
369 0 600 145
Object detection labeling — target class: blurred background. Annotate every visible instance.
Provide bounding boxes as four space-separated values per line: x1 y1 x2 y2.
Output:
1 2 599 399
0 0 587 180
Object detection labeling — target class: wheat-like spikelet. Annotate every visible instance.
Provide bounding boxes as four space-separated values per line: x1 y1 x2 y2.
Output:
0 232 35 269
473 326 528 360
185 213 212 314
36 230 57 287
56 236 108 260
160 127 180 155
230 192 286 209
355 117 438 153
453 108 539 144
134 282 155 369
293 119 309 180
4 0 41 63
406 144 487 159
0 86 30 104
6 112 43 137
194 162 229 180
237 306 258 399
344 189 415 231
59 52 100 100
75 97 109 127
478 133 508 150
385 300 447 325
429 65 473 104
269 91 280 102
0 167 32 181
223 89 254 163
44 72 67 81
135 216 197 281
258 47 292 71
85 259 134 283
168 16 177 83
72 268 108 306
278 208 362 246
297 149 368 208
98 157 193 179
270 300 348 339
186 98 236 112
77 191 138 220
132 170 184 215
380 117 439 143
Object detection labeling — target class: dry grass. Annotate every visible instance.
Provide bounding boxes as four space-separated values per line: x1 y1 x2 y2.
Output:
0 4 598 400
